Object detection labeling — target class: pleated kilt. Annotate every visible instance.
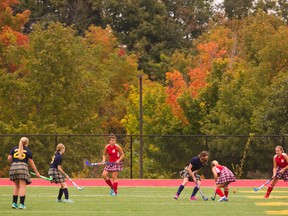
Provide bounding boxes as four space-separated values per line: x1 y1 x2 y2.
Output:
216 167 236 185
48 168 65 183
276 167 288 182
104 162 123 172
179 167 201 182
9 162 31 185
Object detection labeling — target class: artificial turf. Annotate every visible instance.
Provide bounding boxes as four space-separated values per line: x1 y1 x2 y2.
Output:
0 186 287 216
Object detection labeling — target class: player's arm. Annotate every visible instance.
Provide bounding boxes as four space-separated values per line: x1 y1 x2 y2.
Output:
101 146 108 163
116 145 124 163
28 158 40 177
7 154 12 164
57 164 68 178
272 157 277 178
212 167 218 181
186 163 198 182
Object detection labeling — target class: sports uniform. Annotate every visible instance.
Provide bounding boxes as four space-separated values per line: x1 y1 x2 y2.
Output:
214 165 236 185
274 153 288 181
174 151 209 201
9 146 32 185
48 152 65 183
104 144 123 172
180 156 204 182
265 147 288 198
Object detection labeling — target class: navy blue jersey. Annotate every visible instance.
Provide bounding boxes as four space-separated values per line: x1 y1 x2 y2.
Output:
9 146 33 164
187 156 204 171
50 152 62 169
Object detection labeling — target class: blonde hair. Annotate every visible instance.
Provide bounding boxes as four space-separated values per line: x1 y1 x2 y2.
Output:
211 160 219 167
54 143 65 155
18 137 28 159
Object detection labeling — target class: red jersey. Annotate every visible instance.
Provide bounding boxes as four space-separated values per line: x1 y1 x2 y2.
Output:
215 165 224 174
274 153 288 168
106 144 120 162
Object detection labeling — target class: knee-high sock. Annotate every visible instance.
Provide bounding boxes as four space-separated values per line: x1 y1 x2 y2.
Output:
63 188 69 199
176 185 184 195
58 188 64 200
20 196 25 205
12 195 18 203
191 186 199 197
105 179 114 189
265 184 274 197
113 182 118 194
215 188 224 197
224 188 229 198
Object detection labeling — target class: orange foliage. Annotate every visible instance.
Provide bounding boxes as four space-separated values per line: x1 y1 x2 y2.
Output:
0 26 29 46
166 71 188 123
85 25 117 51
188 41 226 97
0 0 30 31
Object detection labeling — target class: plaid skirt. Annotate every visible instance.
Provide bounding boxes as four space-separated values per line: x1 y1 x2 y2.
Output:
276 167 288 182
179 167 201 182
48 168 65 183
216 167 236 185
104 162 123 172
9 162 31 185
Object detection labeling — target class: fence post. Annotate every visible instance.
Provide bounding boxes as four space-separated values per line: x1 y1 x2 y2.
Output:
130 135 133 179
139 75 143 178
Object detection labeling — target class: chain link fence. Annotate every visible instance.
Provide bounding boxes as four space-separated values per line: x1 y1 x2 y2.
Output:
0 134 287 179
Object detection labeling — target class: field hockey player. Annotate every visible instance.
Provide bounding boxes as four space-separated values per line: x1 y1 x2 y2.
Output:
8 137 41 209
173 151 209 201
48 143 74 203
101 133 125 196
264 145 288 198
211 160 236 202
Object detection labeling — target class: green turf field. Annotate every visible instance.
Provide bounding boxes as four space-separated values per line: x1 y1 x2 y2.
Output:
0 186 287 216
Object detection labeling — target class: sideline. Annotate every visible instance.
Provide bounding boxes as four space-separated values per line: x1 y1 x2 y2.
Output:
0 178 287 187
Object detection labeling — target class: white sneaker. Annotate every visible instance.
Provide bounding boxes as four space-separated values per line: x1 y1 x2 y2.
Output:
218 196 228 202
63 199 74 203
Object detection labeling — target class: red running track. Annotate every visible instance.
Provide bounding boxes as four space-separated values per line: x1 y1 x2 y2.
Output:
0 178 287 187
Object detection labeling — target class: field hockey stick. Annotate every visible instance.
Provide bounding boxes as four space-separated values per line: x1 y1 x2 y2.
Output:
199 189 208 201
67 177 84 191
30 172 53 181
85 160 115 167
196 184 208 201
253 178 273 192
211 191 216 201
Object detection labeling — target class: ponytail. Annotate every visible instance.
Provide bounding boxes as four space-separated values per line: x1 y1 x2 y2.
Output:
18 137 28 160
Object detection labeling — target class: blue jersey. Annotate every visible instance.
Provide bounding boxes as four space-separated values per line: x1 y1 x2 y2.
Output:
9 146 33 164
50 152 62 169
187 156 204 171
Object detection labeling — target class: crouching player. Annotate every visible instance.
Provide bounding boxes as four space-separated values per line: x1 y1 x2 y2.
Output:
211 160 236 202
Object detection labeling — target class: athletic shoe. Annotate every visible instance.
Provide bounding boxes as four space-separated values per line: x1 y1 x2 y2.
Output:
173 194 179 200
11 202 18 209
56 199 63 202
110 192 117 196
264 194 269 198
63 199 74 203
190 196 197 201
218 196 228 202
19 204 26 209
109 189 115 195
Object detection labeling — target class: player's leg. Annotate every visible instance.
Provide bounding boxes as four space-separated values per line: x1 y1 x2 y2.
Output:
174 177 189 199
